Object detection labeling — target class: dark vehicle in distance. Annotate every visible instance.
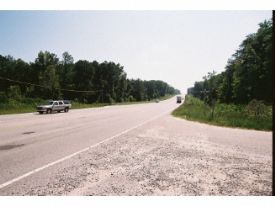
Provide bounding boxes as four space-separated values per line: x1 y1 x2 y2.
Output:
176 96 182 103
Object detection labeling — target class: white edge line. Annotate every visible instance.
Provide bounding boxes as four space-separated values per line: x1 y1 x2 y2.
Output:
0 109 171 190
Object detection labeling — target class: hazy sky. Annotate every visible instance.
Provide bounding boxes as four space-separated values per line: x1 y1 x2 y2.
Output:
0 11 271 93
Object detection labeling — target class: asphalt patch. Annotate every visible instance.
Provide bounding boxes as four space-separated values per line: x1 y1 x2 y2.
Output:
0 144 25 150
22 131 35 135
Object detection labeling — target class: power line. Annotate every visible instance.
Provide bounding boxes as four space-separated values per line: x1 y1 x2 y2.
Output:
0 76 102 93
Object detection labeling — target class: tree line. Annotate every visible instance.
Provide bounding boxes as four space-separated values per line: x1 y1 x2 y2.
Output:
0 52 180 103
188 19 272 105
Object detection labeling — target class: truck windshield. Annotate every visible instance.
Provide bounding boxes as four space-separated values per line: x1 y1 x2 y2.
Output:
47 101 54 105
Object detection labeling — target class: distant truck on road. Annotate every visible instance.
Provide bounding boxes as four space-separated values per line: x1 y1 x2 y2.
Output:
176 96 182 103
37 100 71 114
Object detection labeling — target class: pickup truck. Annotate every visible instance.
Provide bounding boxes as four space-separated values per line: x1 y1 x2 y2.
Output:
37 100 72 114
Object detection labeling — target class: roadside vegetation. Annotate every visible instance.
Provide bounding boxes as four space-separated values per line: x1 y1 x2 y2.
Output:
0 48 179 115
174 19 272 131
0 98 42 115
172 95 272 131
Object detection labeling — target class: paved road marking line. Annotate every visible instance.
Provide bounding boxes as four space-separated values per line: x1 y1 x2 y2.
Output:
0 109 171 190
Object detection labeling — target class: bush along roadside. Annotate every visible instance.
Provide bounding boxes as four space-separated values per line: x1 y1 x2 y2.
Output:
172 95 272 131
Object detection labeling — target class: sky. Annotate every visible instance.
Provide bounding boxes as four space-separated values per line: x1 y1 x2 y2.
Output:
0 11 272 94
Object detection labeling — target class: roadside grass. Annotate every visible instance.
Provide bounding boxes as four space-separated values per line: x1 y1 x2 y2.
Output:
172 95 272 131
0 94 174 115
0 98 43 115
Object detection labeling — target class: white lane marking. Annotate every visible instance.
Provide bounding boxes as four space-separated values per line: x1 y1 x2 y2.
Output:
0 109 172 190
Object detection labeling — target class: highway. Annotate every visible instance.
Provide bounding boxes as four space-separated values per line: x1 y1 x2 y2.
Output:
0 97 272 195
0 98 178 189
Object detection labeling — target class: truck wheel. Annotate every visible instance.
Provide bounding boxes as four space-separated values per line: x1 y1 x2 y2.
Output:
39 111 43 114
64 107 69 113
47 109 52 114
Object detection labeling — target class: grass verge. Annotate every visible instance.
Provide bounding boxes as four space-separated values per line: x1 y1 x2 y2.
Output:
172 95 272 131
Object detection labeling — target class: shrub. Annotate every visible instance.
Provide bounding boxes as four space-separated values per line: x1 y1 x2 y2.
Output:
7 85 22 100
0 92 8 103
245 99 271 120
128 95 135 102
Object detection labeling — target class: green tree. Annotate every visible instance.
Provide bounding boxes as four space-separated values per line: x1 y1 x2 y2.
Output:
39 65 60 99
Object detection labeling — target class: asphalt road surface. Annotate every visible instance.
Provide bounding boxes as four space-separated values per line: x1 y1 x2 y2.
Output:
0 97 272 195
